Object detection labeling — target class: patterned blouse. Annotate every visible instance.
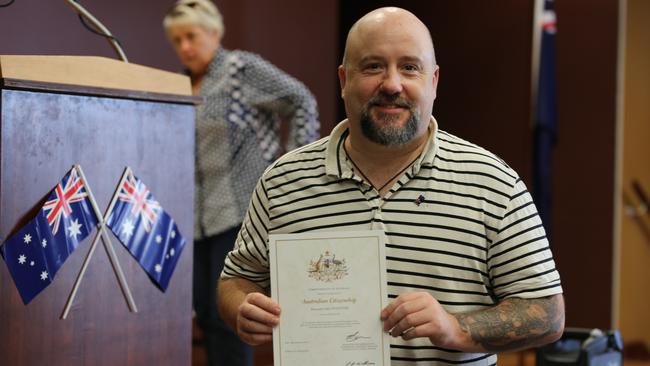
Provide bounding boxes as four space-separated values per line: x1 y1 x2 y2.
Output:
194 48 320 240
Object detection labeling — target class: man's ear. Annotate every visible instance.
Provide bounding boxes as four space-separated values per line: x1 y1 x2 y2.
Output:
337 65 346 98
431 65 440 99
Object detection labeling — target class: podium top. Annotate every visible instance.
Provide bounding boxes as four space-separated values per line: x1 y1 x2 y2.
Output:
0 55 192 98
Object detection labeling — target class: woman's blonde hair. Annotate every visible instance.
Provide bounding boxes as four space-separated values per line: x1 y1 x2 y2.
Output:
163 0 225 39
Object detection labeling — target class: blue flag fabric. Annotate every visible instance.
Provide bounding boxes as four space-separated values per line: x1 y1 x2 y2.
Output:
106 170 186 291
533 0 558 236
1 167 98 304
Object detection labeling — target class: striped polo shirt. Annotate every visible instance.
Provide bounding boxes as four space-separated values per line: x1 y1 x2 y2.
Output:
222 118 563 365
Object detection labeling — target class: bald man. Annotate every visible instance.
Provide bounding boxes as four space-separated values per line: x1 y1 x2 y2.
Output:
218 7 564 364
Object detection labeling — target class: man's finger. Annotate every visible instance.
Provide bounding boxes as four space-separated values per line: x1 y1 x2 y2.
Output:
240 301 280 327
239 314 276 334
388 309 428 337
241 333 274 346
380 293 415 320
247 292 281 315
383 295 427 332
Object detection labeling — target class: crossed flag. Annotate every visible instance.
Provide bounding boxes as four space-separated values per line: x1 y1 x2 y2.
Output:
0 165 186 315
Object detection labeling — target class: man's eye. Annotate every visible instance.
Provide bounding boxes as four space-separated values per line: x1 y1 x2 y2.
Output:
364 63 382 71
403 64 420 72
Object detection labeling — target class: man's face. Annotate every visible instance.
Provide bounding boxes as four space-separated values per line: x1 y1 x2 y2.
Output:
168 23 220 75
339 19 438 146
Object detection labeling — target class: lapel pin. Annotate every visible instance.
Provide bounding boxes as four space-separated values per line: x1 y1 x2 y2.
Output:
415 194 425 206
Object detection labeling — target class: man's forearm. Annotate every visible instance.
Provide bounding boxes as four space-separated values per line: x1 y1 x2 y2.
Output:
454 294 565 353
217 277 264 331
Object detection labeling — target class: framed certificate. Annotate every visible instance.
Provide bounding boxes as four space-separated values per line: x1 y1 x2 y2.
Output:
269 230 391 366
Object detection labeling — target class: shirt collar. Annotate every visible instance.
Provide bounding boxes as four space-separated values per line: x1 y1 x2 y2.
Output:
325 116 439 179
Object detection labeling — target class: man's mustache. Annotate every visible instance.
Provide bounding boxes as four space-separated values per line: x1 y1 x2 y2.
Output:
367 93 412 109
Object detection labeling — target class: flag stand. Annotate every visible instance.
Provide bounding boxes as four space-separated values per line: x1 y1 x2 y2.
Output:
61 166 137 319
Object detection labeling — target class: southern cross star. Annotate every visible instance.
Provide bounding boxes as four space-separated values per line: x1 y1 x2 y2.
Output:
68 218 83 239
121 219 135 239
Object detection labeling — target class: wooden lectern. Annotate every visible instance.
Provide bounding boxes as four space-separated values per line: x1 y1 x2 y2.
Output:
0 55 198 365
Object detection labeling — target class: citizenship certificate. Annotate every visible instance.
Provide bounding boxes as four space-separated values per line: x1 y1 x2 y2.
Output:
269 230 390 366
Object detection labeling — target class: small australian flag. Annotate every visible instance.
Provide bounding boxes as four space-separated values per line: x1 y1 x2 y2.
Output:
105 169 186 291
1 167 98 304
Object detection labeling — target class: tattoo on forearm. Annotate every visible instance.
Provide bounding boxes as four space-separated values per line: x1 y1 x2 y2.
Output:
455 296 564 352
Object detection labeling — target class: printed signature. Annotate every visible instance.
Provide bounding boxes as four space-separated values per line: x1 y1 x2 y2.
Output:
345 361 376 366
345 331 371 343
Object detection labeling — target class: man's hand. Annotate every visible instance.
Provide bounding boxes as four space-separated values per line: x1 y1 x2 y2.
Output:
218 278 281 346
380 292 565 353
380 292 463 349
236 292 281 346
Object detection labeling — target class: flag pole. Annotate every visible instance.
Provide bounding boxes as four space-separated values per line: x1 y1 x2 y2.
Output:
100 223 138 312
61 166 137 319
529 0 544 130
61 226 102 319
82 165 137 313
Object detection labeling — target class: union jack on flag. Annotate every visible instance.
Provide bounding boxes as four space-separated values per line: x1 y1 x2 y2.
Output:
106 168 186 291
42 168 90 236
115 171 161 232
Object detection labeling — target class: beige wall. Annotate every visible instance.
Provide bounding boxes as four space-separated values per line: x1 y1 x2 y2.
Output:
617 0 650 348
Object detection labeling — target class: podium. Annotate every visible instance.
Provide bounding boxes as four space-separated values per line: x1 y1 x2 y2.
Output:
0 56 198 365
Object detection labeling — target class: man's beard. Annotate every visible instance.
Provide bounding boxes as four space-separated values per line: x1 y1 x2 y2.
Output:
360 93 419 146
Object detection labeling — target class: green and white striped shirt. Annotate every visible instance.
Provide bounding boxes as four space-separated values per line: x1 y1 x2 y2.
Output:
223 118 562 365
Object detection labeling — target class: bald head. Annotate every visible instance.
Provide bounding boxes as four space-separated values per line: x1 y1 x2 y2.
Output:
342 7 436 70
337 6 440 148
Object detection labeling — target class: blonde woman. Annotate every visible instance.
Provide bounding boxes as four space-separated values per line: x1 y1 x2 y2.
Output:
164 1 320 364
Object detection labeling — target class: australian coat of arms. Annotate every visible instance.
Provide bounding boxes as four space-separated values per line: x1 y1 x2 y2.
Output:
308 250 348 282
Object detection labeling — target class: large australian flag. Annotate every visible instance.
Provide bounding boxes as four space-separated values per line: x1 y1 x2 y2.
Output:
533 0 558 236
106 169 186 291
1 167 98 304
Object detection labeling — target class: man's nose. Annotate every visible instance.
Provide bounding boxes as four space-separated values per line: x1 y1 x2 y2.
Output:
380 67 403 95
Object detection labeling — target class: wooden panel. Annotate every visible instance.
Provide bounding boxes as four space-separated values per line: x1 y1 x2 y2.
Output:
618 0 650 348
0 55 191 96
552 0 619 329
0 89 194 365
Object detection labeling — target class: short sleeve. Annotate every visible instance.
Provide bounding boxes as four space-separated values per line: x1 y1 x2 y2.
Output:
221 176 272 288
487 178 563 300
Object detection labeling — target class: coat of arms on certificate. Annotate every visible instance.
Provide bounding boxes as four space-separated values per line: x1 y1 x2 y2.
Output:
308 250 348 282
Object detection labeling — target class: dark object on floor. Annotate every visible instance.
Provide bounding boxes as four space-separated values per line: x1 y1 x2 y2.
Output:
536 328 623 366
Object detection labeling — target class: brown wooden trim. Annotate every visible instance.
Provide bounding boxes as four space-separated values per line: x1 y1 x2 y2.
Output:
1 77 203 105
